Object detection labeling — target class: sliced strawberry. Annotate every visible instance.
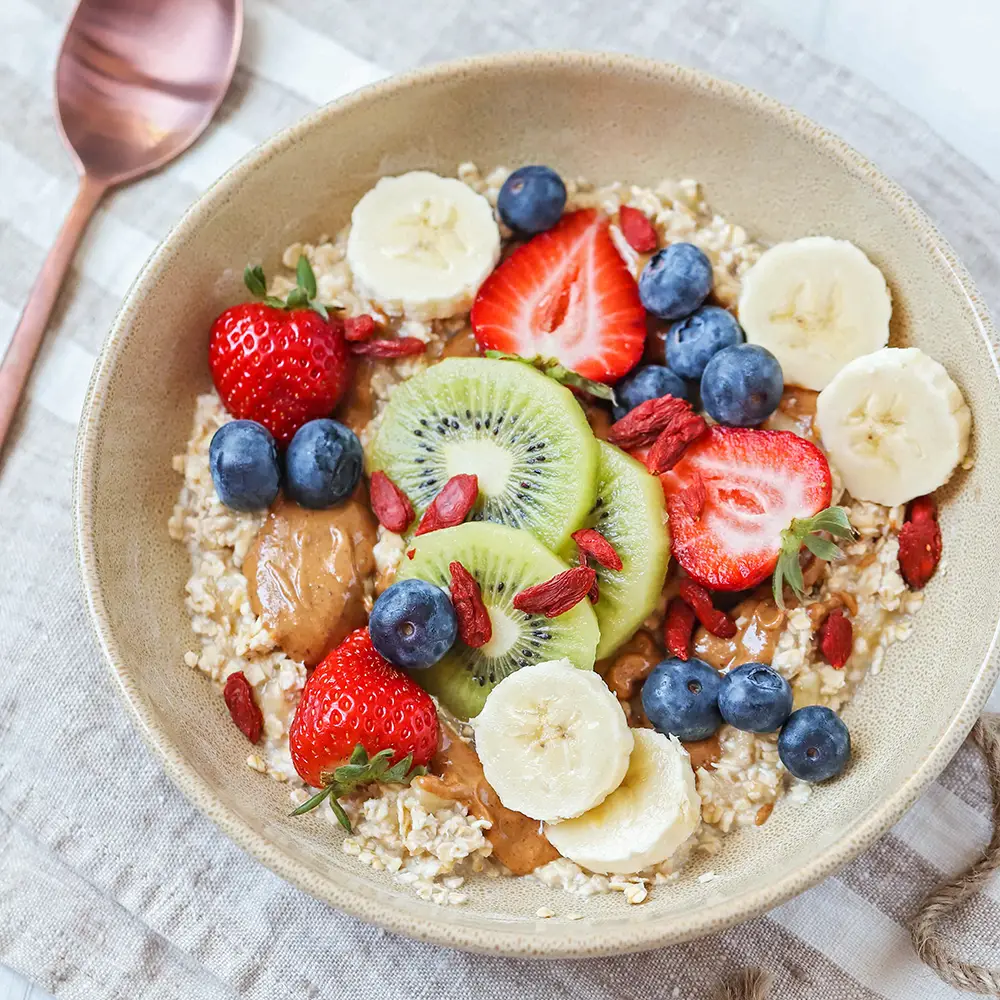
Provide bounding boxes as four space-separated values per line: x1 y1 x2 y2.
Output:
471 209 646 383
661 427 833 591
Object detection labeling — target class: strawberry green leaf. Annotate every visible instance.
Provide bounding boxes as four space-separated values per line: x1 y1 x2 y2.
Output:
485 351 617 405
772 505 856 609
243 265 268 298
296 255 318 299
285 287 309 309
289 743 428 830
262 295 286 309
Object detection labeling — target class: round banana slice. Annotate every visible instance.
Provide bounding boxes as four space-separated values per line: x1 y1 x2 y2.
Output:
815 347 971 507
738 236 891 391
346 171 501 321
472 658 633 822
544 729 701 875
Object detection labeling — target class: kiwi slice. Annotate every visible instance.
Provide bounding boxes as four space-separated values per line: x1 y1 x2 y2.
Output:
566 441 670 660
397 521 599 719
370 357 598 551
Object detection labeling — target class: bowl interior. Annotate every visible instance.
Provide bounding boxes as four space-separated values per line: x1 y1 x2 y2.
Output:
76 53 1000 956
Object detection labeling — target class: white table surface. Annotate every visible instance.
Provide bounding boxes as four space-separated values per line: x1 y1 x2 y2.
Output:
3 0 997 996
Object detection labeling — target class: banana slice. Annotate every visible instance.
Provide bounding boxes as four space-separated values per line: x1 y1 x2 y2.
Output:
738 237 891 391
544 729 701 875
346 171 501 321
815 347 971 507
472 658 633 822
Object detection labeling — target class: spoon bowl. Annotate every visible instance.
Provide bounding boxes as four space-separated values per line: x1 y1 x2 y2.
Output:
56 0 242 183
0 0 242 450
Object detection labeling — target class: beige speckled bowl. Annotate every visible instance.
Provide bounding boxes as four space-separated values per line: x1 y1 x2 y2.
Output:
74 52 1000 957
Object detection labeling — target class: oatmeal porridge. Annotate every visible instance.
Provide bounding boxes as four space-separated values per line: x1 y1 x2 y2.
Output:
169 161 970 907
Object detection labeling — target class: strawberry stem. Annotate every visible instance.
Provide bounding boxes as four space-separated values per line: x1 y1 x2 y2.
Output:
242 256 335 321
772 505 855 609
289 743 427 831
485 350 617 404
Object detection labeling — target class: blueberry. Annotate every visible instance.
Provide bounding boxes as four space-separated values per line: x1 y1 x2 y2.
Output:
641 657 722 742
369 579 458 670
209 420 280 512
700 343 784 427
778 706 851 782
638 244 713 320
285 419 363 509
497 165 567 235
666 305 744 380
718 663 793 733
611 365 690 419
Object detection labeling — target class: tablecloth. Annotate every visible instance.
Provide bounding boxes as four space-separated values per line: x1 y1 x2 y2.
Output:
2 1 1000 998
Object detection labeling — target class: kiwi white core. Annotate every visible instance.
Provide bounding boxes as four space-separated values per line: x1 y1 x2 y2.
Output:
444 439 514 497
479 606 520 659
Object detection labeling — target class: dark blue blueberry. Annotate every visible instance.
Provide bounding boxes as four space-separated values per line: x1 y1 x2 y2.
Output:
369 579 458 670
285 419 363 509
700 343 784 427
641 657 722 742
497 165 567 235
718 663 793 733
612 365 690 420
778 706 851 782
638 243 713 320
666 305 744 380
209 420 280 512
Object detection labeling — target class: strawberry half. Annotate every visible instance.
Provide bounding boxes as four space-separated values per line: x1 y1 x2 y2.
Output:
471 209 646 382
661 426 834 592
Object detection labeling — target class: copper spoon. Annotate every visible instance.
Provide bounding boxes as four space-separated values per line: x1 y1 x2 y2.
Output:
0 0 243 451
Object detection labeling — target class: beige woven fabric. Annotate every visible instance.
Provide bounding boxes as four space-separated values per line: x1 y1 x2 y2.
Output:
1 1 999 998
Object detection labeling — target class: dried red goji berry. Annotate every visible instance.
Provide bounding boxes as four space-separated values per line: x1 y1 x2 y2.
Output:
369 470 415 534
344 314 378 342
513 566 597 618
645 412 708 474
415 474 479 535
678 579 737 639
898 517 942 589
907 494 938 525
572 528 623 571
449 561 492 648
664 597 696 660
348 337 426 358
618 205 658 253
406 549 415 560
818 608 853 668
605 395 695 450
223 671 263 743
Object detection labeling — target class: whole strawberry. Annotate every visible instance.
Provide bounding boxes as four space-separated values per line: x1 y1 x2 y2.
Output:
210 257 349 445
289 628 439 829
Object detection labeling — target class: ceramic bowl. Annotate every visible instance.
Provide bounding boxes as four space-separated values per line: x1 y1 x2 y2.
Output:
74 51 1000 957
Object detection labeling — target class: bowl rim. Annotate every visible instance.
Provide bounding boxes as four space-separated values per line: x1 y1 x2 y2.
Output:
74 49 1000 957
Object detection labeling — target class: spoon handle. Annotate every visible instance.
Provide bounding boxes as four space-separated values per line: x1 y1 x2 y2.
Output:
0 173 108 451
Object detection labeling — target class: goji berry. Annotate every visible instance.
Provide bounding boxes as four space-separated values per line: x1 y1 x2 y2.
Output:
449 561 492 648
415 474 479 535
818 608 853 668
898 517 942 589
344 314 378 342
572 528 623 571
513 566 596 618
645 412 708 474
349 337 426 358
223 671 263 743
678 578 737 639
605 395 696 450
664 597 696 660
369 470 415 534
618 205 658 253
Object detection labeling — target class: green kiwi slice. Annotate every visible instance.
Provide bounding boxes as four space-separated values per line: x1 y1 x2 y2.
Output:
566 441 671 660
370 357 598 551
397 521 599 719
